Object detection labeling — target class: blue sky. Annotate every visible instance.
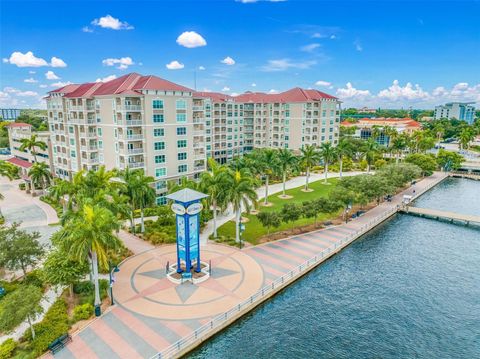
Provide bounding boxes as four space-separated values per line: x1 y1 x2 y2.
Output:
1 0 479 109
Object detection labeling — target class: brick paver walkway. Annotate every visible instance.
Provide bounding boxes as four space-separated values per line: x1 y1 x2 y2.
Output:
52 172 447 359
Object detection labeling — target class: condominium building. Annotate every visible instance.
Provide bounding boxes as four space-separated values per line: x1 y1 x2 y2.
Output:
0 108 22 121
46 73 340 204
6 122 52 177
434 102 476 124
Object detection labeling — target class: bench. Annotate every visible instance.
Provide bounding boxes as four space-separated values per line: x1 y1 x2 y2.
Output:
48 334 72 354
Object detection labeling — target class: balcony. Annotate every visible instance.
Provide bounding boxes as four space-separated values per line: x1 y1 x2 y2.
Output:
127 148 144 155
193 118 203 124
84 157 99 164
193 142 203 149
128 162 145 168
81 132 97 138
118 119 143 126
193 131 204 137
192 106 204 111
122 105 142 111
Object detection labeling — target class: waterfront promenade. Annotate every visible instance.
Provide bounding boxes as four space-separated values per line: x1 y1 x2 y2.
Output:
50 172 447 359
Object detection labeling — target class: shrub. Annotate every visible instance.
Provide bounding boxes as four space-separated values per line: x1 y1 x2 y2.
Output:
73 281 93 295
23 270 45 289
342 157 354 172
311 165 323 172
72 303 94 322
0 338 16 359
73 280 109 305
24 299 69 356
359 159 368 171
146 232 174 245
18 183 26 191
374 159 387 169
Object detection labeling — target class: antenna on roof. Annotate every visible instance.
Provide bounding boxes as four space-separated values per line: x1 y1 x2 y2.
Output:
194 69 197 91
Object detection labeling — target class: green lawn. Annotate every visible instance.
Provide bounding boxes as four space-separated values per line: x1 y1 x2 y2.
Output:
216 177 340 245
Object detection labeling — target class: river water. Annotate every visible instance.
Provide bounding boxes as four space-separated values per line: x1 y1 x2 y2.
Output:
189 178 480 359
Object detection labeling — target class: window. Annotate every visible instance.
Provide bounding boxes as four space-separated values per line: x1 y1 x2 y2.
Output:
155 155 165 164
155 168 167 177
178 164 187 173
153 114 164 123
178 152 187 161
97 128 102 136
177 140 187 148
98 140 103 149
156 181 166 190
176 99 186 109
69 126 74 134
154 128 164 137
154 142 165 151
70 150 76 158
156 196 167 205
69 138 75 146
176 113 186 122
153 100 164 109
177 127 187 135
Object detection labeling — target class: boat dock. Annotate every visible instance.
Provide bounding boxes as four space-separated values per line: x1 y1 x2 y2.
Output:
401 206 480 227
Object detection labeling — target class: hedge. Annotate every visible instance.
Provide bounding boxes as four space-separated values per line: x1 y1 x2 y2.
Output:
0 339 16 359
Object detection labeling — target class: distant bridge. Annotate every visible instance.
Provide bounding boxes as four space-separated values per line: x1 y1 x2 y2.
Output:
449 171 480 181
401 206 480 227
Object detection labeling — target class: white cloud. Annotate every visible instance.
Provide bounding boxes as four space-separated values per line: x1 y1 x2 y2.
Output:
315 80 331 87
166 60 184 70
377 80 429 101
4 51 48 67
95 75 117 82
51 81 72 88
50 57 67 67
82 26 93 33
102 57 134 70
268 89 279 94
45 71 60 80
198 66 206 70
261 58 316 72
221 56 236 65
16 90 38 97
251 83 257 87
432 82 480 103
300 43 320 52
231 92 239 96
29 70 36 74
91 15 133 30
330 35 336 40
336 82 371 99
222 86 231 91
39 84 48 88
176 31 207 48
354 39 363 51
24 78 38 83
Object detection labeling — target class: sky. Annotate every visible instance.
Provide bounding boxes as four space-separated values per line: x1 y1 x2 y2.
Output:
0 0 479 109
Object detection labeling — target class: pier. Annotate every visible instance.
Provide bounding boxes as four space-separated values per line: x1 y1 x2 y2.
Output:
449 171 480 181
401 206 480 227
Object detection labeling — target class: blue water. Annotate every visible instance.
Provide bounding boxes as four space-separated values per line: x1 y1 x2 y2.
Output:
189 178 480 359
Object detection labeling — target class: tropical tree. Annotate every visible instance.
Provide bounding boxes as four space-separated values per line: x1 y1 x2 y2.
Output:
299 144 321 191
362 138 380 172
459 127 475 150
133 171 156 233
277 148 298 197
252 148 279 205
257 211 282 235
224 169 257 243
280 203 302 231
319 142 337 184
55 204 121 315
336 138 353 178
49 178 75 213
199 158 228 238
0 160 17 200
391 134 408 163
0 285 43 339
28 162 52 195
19 134 47 163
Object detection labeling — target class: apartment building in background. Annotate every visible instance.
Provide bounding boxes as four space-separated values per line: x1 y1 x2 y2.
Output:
434 102 476 124
46 73 340 204
6 122 52 177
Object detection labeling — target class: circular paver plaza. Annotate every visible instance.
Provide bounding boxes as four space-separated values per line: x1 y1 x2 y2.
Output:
113 244 264 320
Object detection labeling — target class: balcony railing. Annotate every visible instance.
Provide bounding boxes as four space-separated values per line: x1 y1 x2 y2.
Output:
128 162 145 168
192 106 204 111
127 148 144 154
125 134 143 140
122 105 142 111
118 119 143 126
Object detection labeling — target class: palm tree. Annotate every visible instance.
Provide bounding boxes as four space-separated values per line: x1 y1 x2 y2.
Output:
336 138 353 179
0 161 17 202
19 134 47 163
56 204 121 315
224 169 257 244
362 138 380 172
299 144 321 191
199 158 228 238
49 178 74 213
319 142 337 184
256 148 278 205
277 148 298 197
28 162 52 195
459 128 474 150
391 134 408 164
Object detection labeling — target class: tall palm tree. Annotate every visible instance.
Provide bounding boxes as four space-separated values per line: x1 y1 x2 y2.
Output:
199 158 228 238
28 162 52 195
19 134 47 163
0 160 17 201
319 142 337 184
362 138 380 172
256 148 279 205
49 178 74 213
277 148 298 197
391 135 407 164
299 144 321 191
459 128 474 150
132 171 156 233
56 204 121 315
224 169 257 244
336 138 353 179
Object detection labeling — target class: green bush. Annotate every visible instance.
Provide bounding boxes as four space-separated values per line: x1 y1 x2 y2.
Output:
72 303 94 322
23 270 45 289
0 338 17 359
374 159 387 169
311 165 323 172
341 157 354 172
0 281 18 296
25 299 69 356
73 281 93 295
145 232 174 245
18 183 26 191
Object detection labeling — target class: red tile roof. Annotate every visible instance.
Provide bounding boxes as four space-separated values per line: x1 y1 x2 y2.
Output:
7 122 32 128
64 82 102 98
235 87 337 103
6 157 32 168
194 92 233 102
49 84 81 94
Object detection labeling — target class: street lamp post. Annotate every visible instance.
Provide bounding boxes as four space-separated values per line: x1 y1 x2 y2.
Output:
109 263 120 306
239 222 246 249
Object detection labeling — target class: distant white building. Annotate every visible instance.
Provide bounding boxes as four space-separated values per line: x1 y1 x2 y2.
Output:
434 102 476 124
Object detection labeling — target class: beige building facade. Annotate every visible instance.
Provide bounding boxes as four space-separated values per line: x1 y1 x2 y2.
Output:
46 73 340 204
